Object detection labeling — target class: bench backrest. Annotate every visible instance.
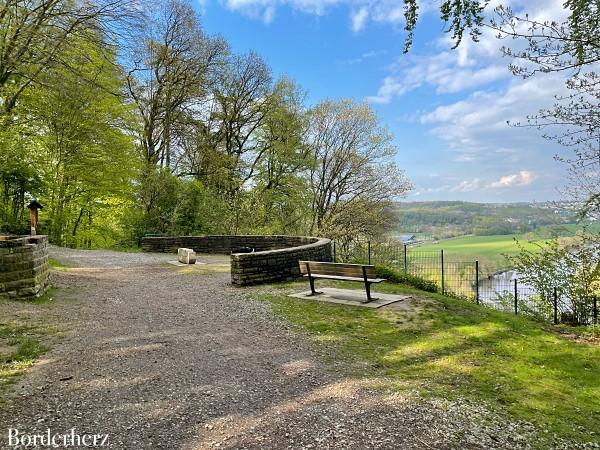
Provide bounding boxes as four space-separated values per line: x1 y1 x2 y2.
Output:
299 261 376 279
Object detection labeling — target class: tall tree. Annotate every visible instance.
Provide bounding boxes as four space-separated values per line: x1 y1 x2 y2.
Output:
0 0 130 115
23 35 136 246
238 77 312 233
125 0 226 167
306 99 411 240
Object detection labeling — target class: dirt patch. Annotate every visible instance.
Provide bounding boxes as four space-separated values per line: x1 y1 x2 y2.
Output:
0 342 17 359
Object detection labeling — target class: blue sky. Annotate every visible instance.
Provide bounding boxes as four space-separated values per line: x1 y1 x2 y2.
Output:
199 0 569 203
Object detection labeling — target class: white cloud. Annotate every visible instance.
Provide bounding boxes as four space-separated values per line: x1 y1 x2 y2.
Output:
221 0 341 20
219 0 418 27
262 5 275 23
490 171 537 188
366 51 510 104
366 0 570 104
419 73 569 164
450 178 482 193
217 0 567 35
338 49 387 65
351 7 368 32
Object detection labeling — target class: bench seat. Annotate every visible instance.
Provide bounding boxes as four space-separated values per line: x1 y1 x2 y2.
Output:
299 260 386 302
302 274 385 283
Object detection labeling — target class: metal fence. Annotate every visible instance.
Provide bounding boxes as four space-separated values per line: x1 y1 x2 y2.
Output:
332 239 599 326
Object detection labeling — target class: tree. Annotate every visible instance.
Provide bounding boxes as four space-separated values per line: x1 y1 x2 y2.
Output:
21 34 137 246
306 99 412 241
0 127 43 233
125 0 227 167
184 51 275 233
506 232 600 325
237 77 312 234
0 0 131 115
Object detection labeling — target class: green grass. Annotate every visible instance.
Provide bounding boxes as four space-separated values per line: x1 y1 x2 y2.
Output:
415 234 550 268
0 287 63 400
48 257 71 270
0 322 52 394
255 280 600 446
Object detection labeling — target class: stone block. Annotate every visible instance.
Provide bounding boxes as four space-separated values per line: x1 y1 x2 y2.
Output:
178 248 197 264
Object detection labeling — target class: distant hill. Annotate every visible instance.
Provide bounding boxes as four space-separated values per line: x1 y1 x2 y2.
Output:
393 201 586 239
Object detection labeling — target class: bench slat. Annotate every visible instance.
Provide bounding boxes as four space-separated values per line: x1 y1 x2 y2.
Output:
303 274 385 283
299 261 376 278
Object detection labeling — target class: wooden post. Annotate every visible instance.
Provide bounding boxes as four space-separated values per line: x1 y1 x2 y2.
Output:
27 200 43 236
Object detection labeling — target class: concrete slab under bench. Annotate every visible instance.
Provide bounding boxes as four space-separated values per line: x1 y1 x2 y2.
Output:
288 288 410 309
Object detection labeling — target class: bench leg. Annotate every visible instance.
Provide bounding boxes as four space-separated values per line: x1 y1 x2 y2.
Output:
308 276 322 296
363 282 377 303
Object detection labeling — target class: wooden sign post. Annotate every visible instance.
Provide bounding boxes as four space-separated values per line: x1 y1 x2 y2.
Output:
27 200 43 236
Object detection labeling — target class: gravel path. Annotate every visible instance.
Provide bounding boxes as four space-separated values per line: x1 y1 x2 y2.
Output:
0 248 540 449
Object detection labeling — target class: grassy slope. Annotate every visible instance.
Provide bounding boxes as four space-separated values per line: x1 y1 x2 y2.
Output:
414 234 548 268
256 280 600 446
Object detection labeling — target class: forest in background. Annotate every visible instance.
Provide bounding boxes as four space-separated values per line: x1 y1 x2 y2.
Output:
0 0 410 249
394 201 588 240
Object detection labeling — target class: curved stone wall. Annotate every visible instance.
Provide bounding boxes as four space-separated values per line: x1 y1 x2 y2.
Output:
0 235 49 298
141 235 332 285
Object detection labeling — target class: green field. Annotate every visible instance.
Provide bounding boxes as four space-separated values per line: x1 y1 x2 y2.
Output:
414 234 549 269
413 224 600 269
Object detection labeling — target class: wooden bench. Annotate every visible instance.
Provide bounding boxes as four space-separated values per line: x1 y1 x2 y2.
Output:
298 261 386 303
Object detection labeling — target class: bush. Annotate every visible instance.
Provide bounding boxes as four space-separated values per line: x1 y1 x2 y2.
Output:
375 265 438 293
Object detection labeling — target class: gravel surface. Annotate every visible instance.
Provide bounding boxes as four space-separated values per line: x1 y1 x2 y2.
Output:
0 248 563 449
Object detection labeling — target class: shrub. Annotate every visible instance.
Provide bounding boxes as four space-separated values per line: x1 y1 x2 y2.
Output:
375 265 438 293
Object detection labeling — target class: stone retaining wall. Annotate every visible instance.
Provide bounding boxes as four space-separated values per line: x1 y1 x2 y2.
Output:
141 235 332 286
0 235 50 298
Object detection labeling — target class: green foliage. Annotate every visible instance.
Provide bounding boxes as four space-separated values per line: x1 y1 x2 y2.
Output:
375 264 438 293
255 283 600 445
506 233 600 325
402 0 485 52
1 31 137 247
395 201 576 239
1 0 409 247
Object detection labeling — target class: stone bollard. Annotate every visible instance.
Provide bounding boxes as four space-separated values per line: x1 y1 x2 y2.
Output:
178 248 197 264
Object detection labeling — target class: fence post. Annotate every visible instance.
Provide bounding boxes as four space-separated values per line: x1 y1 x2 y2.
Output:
368 240 371 265
333 241 336 263
403 244 408 274
514 279 518 315
593 296 598 325
553 287 558 325
475 260 479 305
441 249 445 295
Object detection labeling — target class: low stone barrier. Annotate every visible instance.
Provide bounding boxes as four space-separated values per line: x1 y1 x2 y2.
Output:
141 235 332 285
0 235 50 298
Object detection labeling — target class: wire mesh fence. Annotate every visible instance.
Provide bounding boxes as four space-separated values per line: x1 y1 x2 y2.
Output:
332 239 599 326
